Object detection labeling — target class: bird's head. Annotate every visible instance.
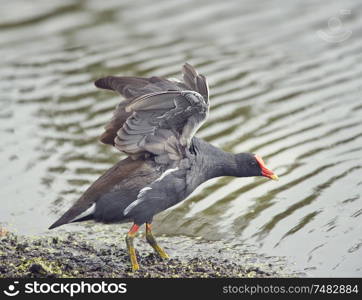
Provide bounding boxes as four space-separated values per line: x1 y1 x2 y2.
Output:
235 153 279 180
254 154 279 180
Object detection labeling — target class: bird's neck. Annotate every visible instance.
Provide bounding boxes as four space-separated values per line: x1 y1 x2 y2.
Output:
192 138 245 181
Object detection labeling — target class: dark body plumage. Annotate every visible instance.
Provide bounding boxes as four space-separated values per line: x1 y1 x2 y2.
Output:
49 63 275 229
50 137 260 228
49 63 277 270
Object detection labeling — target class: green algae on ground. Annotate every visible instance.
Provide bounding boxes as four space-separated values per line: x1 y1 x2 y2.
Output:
0 230 301 278
17 258 64 277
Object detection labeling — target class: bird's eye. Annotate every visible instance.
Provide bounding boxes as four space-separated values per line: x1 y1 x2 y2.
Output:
250 160 257 166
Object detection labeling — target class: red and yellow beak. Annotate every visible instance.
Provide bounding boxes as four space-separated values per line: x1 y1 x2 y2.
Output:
254 155 279 181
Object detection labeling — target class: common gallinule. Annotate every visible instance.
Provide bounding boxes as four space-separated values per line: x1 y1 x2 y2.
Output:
49 63 278 271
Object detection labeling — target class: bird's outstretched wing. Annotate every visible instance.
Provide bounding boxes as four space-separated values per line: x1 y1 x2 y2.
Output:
95 63 209 162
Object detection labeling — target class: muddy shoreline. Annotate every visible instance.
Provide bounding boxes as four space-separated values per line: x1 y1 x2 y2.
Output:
0 226 302 278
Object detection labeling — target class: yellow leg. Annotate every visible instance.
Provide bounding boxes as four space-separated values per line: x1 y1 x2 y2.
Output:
125 224 140 271
145 223 169 259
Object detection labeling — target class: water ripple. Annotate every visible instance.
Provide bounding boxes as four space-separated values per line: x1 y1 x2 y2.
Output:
1 0 361 277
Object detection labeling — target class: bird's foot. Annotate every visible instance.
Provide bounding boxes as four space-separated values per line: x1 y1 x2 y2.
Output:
153 245 170 260
145 223 170 260
125 224 140 272
130 260 140 272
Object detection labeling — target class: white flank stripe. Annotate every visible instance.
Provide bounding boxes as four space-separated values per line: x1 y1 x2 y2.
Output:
123 187 152 216
123 167 179 216
155 167 179 182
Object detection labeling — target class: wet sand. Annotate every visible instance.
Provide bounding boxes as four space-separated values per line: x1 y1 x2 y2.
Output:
0 228 301 278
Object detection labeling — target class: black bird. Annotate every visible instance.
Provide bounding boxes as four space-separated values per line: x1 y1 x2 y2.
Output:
49 63 278 271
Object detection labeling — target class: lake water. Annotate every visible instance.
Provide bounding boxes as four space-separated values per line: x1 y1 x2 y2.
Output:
1 0 361 277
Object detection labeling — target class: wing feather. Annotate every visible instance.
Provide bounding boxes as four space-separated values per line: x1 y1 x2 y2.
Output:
95 63 210 162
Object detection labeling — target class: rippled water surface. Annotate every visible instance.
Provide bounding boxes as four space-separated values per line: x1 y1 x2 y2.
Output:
1 0 362 277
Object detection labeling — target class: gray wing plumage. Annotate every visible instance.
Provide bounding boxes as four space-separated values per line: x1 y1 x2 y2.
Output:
95 63 209 163
181 63 209 101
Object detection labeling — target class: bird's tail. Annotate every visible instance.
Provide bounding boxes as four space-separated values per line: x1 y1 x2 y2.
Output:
70 214 94 224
